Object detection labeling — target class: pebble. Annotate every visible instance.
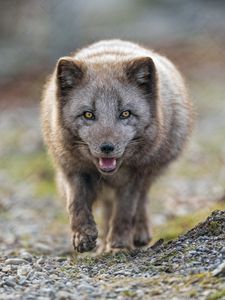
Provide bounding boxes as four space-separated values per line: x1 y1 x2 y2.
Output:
37 258 45 265
212 261 225 276
77 282 95 291
4 279 15 287
17 265 32 276
18 276 27 286
34 264 43 272
5 258 27 265
49 274 59 281
56 257 67 262
2 265 11 273
20 252 33 262
65 281 73 287
56 291 76 300
0 294 11 300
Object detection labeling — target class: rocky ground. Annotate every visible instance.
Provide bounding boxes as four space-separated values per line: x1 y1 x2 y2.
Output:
1 209 225 300
0 99 225 300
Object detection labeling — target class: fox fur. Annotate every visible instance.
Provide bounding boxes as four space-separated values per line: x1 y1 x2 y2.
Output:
41 40 193 252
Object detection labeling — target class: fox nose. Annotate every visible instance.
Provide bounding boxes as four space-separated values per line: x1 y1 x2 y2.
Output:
100 143 115 154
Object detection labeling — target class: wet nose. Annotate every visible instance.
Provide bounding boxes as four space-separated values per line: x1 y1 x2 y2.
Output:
100 143 115 154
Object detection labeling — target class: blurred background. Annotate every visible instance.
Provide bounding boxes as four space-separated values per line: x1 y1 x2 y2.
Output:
0 0 225 253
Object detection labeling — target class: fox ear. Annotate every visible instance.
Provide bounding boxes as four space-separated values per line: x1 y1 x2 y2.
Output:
126 57 156 92
57 57 84 96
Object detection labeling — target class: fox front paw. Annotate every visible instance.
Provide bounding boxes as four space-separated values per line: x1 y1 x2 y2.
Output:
72 225 98 253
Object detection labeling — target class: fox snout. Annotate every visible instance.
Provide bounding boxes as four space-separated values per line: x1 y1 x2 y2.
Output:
89 142 124 174
100 143 115 154
98 143 117 173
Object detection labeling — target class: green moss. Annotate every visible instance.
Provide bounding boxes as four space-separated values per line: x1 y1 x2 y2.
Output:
207 290 225 300
46 209 69 236
71 251 131 272
60 264 80 279
207 221 221 236
35 179 55 197
113 251 129 263
54 211 68 224
153 250 177 266
122 290 136 297
189 290 197 298
153 202 225 242
72 255 99 266
185 273 208 285
0 150 55 197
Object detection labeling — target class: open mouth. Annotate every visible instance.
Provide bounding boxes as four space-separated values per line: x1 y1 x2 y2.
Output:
98 157 117 173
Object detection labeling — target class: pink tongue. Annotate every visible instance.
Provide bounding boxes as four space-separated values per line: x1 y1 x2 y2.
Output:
99 158 117 171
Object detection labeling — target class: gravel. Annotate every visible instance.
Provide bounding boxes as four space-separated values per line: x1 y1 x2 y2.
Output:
1 210 225 299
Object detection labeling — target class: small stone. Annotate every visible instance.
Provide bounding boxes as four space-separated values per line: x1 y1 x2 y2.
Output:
65 281 73 287
77 282 95 291
20 252 33 262
34 263 43 271
212 261 225 276
18 276 27 286
56 291 76 300
27 270 35 280
5 258 27 265
37 257 45 265
17 265 32 276
42 288 56 298
0 293 12 300
49 274 59 281
56 257 67 262
4 279 15 287
2 265 11 272
23 296 36 300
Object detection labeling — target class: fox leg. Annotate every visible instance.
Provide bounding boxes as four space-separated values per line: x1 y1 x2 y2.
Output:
65 173 98 253
106 177 142 251
133 194 152 247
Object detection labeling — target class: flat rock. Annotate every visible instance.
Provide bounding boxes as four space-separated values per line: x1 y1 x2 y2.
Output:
5 258 27 265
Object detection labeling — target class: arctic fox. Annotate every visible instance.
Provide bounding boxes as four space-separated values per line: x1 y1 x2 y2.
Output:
41 40 193 252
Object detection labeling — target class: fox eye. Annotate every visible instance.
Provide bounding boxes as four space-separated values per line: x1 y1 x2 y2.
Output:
83 111 95 120
120 110 131 119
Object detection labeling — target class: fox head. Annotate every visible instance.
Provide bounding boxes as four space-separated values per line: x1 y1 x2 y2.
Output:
56 56 159 174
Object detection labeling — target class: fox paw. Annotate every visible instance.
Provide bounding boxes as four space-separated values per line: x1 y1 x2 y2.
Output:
72 225 98 253
105 243 132 254
106 234 133 253
133 222 151 247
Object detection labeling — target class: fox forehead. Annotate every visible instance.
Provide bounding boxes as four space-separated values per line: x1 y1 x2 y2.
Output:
57 50 157 124
67 81 150 118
